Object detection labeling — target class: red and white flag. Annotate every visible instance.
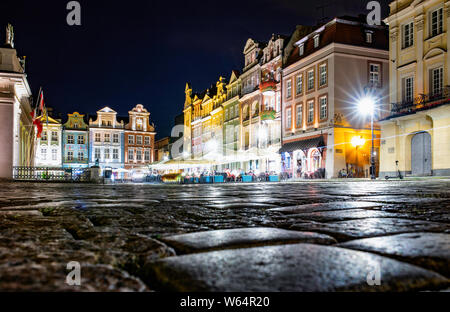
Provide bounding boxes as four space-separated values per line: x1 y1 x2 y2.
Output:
30 110 43 138
39 90 45 111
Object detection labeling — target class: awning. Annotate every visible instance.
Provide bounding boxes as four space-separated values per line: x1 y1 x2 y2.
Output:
149 159 218 170
279 136 325 153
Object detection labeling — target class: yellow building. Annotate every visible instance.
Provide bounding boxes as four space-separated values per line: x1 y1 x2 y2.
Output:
381 0 450 177
183 77 229 165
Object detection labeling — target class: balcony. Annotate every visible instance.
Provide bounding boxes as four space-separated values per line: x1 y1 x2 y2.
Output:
259 79 277 95
387 87 450 120
261 108 276 121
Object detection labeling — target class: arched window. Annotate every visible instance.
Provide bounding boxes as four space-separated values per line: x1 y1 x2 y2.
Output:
309 148 322 172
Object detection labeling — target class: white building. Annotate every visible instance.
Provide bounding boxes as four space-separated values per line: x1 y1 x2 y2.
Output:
0 24 35 179
89 107 125 178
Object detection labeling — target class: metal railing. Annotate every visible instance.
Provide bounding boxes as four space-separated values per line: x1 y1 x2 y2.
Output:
13 167 91 182
389 87 450 118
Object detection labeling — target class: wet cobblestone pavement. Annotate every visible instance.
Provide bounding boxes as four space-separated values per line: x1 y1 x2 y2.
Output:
0 180 449 291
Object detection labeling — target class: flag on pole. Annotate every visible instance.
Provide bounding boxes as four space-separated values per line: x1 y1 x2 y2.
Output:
39 90 44 112
30 110 43 138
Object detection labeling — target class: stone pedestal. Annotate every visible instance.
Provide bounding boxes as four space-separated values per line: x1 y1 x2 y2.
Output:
89 167 102 183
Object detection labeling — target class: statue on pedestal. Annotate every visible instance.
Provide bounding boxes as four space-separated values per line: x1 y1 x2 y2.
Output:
6 23 14 48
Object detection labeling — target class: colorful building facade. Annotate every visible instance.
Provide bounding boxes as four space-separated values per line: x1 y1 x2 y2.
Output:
239 35 285 173
89 107 125 178
124 104 156 178
380 0 450 177
222 71 241 169
62 112 89 169
35 114 62 168
281 16 389 178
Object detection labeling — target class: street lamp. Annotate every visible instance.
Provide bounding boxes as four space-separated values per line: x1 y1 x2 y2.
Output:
358 96 376 180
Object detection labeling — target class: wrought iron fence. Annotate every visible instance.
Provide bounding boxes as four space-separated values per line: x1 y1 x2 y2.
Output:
13 167 91 182
390 86 450 117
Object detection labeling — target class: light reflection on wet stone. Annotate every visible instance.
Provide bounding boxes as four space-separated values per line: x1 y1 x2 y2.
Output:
0 179 449 291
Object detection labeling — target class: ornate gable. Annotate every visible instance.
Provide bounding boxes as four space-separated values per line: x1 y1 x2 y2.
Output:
64 112 88 130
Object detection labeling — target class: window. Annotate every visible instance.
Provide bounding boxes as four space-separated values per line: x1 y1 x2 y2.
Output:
136 136 142 145
41 148 47 160
136 149 142 161
136 119 143 130
74 123 78 129
319 96 327 120
51 131 58 142
307 100 314 124
52 149 57 161
307 70 314 91
366 31 373 43
67 151 73 161
104 133 110 143
107 120 112 126
95 133 101 142
369 63 380 86
77 135 84 144
78 152 84 161
113 149 119 160
296 74 303 95
313 35 320 48
128 149 134 161
286 80 292 99
144 149 150 161
104 148 110 159
67 135 74 144
144 136 150 146
94 148 100 160
113 133 119 143
42 131 48 141
402 22 414 48
296 104 303 128
276 94 281 112
299 44 304 56
319 63 327 87
430 8 443 37
286 107 292 129
430 67 443 96
128 135 134 144
403 76 414 103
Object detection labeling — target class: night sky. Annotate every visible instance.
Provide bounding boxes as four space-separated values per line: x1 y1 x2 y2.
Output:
1 0 390 138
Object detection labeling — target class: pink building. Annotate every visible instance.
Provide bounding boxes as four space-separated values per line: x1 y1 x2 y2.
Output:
281 16 389 178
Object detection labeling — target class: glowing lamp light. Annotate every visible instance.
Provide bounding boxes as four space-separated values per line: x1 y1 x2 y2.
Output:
351 136 365 147
358 96 375 116
263 90 275 96
258 128 267 141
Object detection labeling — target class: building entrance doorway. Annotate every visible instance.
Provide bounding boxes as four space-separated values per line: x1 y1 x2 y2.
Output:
411 131 431 176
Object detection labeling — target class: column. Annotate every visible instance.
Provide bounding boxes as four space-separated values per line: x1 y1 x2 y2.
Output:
13 101 22 167
389 26 398 105
415 15 424 94
446 2 450 85
0 99 15 178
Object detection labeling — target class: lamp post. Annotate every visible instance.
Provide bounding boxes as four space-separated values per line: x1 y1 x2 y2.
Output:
351 136 365 178
358 96 376 180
